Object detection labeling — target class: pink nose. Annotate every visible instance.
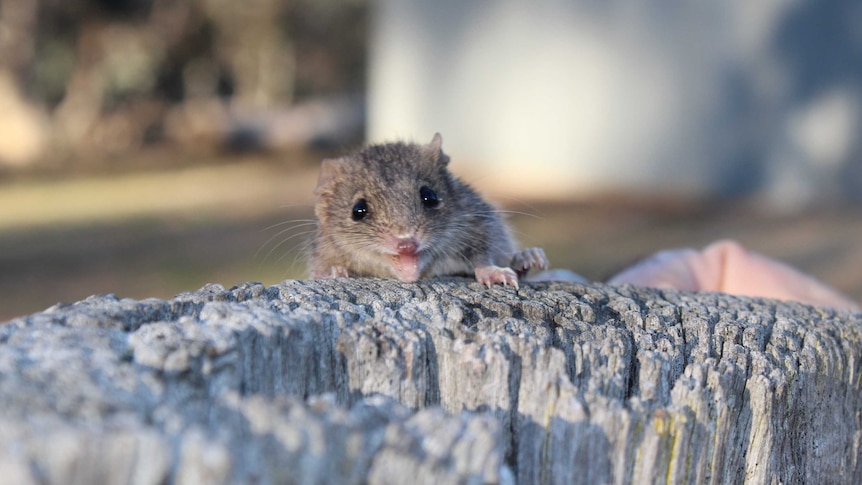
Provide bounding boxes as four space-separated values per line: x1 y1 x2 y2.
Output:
396 238 418 255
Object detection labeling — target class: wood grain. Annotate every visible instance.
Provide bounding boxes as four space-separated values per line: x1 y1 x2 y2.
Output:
2 278 859 484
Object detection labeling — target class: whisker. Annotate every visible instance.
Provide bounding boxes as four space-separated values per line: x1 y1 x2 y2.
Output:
473 210 544 220
260 230 317 264
277 203 315 210
287 239 316 277
276 235 321 265
256 222 319 259
489 195 547 217
261 220 317 232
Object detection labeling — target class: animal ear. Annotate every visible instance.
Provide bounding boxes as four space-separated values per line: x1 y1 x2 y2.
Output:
422 133 449 166
314 158 342 196
429 133 443 152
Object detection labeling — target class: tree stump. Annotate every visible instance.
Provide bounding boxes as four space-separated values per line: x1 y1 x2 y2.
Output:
1 278 859 484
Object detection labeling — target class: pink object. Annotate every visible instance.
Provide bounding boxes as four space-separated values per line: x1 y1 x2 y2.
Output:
608 239 859 311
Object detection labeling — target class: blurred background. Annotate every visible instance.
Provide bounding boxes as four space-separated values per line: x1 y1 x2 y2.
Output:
1 0 861 320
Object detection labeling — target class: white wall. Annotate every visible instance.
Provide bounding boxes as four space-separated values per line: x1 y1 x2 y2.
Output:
369 0 862 207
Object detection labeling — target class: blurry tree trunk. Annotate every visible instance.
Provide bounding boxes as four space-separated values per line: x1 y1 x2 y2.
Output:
0 0 38 75
203 0 296 107
0 0 48 165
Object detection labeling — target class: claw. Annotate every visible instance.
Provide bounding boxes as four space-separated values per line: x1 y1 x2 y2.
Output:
475 265 519 289
510 247 549 277
310 266 348 279
330 266 349 278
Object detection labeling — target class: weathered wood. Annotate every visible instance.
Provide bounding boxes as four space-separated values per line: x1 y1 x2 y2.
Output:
1 278 860 484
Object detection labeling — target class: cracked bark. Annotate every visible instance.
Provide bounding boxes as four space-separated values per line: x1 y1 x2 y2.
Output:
0 278 860 484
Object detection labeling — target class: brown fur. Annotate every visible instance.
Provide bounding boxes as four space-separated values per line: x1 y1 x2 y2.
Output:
310 133 546 286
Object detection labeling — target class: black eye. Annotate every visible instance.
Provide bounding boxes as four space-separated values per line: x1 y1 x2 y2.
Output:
420 186 440 209
352 199 369 221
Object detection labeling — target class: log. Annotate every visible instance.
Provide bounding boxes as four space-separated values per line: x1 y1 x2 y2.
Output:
1 278 860 484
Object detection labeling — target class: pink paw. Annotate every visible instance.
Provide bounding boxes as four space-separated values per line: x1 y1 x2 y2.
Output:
475 265 519 289
330 266 349 278
312 266 349 279
510 247 549 277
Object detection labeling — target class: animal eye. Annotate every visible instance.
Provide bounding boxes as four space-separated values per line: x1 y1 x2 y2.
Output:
420 186 440 209
352 199 369 221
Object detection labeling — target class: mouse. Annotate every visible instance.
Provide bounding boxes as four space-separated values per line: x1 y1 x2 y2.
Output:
309 133 548 288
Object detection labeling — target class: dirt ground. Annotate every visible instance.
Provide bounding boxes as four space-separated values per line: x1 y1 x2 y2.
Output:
2 158 862 321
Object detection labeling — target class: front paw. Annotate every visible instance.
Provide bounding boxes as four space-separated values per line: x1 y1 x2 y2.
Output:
475 265 519 289
311 266 349 278
510 247 549 277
